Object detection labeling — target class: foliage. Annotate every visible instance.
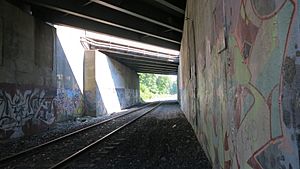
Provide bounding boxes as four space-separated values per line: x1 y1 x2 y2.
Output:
170 82 177 95
140 83 153 100
139 73 177 101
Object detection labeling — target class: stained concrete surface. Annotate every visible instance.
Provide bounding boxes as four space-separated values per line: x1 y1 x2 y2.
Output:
179 0 300 168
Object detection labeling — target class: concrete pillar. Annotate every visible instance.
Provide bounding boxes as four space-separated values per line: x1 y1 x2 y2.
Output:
0 17 2 66
83 50 99 116
83 50 139 117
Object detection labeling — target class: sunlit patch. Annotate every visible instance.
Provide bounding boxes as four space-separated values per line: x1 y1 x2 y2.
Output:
95 52 121 114
139 73 177 102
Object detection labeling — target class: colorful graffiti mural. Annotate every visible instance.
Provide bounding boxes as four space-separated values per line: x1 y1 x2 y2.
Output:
0 84 84 139
54 88 83 119
0 86 55 139
226 0 299 168
180 0 300 168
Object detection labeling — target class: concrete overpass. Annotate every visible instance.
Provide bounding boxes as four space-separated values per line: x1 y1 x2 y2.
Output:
1 0 300 169
81 36 179 75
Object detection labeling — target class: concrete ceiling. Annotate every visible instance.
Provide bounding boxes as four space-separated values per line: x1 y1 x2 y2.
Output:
107 53 179 75
10 0 186 50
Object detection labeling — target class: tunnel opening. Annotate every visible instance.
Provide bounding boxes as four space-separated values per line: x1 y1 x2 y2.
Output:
139 73 177 102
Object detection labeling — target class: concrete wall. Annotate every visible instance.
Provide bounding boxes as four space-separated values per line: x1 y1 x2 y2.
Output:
84 50 139 116
179 0 300 168
0 0 84 139
55 27 85 121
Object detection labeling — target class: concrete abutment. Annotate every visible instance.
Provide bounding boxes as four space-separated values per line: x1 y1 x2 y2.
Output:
0 0 140 140
83 50 139 116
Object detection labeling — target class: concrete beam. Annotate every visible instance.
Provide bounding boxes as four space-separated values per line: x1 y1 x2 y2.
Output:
86 0 182 33
100 50 179 63
135 67 177 71
135 66 177 71
154 0 185 14
26 1 180 44
48 14 180 50
112 57 177 66
109 55 179 67
23 0 182 50
120 60 178 68
88 0 184 29
121 60 178 68
134 67 177 73
136 69 177 75
99 49 179 63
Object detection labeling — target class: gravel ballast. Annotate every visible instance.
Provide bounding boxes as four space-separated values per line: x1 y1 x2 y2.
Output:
68 102 212 169
1 102 212 169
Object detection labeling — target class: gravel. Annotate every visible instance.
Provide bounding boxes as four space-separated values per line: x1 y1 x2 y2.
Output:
68 102 212 169
1 104 156 168
0 102 212 169
0 104 145 160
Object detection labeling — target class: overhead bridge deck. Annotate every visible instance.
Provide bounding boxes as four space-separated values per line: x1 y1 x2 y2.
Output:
81 36 179 75
11 0 185 50
8 0 183 75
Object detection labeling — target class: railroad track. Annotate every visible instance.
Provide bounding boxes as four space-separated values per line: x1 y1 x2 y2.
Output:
1 102 162 169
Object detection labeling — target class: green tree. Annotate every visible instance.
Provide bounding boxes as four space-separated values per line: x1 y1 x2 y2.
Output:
139 73 158 94
140 83 153 100
139 73 177 101
170 81 177 95
156 76 171 94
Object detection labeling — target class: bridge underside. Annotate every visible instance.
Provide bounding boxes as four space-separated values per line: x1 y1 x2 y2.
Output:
82 36 179 75
9 0 186 51
110 54 178 75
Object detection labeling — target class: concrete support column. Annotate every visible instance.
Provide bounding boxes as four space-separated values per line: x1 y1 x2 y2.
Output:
83 50 101 116
83 50 140 117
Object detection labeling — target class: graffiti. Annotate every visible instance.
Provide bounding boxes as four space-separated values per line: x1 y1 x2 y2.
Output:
0 87 55 139
116 88 139 109
0 85 84 139
180 0 300 168
254 142 290 169
227 0 298 168
54 88 83 118
284 57 296 84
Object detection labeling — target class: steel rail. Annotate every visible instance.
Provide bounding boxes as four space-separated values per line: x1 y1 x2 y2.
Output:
50 102 162 169
0 103 154 164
